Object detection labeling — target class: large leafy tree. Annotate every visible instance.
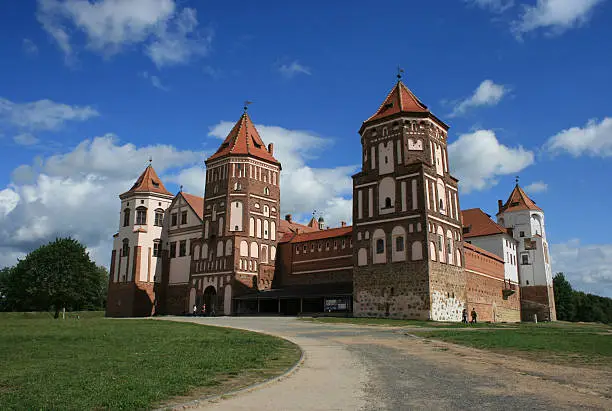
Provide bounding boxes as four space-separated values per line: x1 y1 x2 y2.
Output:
0 238 108 316
553 272 575 321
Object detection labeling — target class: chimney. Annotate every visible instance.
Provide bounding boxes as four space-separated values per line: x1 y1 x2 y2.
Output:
268 143 274 156
341 221 346 227
497 199 503 213
285 214 292 223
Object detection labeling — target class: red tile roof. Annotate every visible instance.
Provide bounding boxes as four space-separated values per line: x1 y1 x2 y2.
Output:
463 241 504 264
288 226 353 243
207 112 279 165
498 184 542 214
365 80 429 124
461 208 509 238
277 219 319 242
181 192 205 221
121 165 173 197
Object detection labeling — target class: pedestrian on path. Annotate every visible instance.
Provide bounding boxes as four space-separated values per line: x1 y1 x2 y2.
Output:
462 309 468 324
470 308 478 324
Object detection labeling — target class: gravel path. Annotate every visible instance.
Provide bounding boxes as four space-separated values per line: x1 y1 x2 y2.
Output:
160 316 612 411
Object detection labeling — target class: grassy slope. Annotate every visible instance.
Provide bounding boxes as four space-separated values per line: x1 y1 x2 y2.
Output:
0 312 300 410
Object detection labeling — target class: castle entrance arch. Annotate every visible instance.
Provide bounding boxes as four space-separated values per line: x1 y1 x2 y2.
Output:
204 286 217 314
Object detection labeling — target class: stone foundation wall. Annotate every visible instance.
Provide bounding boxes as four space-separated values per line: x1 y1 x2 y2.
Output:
466 271 521 323
164 284 189 315
521 285 556 321
429 262 467 321
353 260 430 320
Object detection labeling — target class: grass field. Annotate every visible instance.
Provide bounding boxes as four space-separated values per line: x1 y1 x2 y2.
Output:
0 312 300 410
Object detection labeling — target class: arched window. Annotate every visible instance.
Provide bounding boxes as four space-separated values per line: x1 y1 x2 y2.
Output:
358 248 368 266
122 239 129 256
250 242 259 258
240 241 248 256
249 217 255 236
270 246 276 260
376 240 384 253
136 207 147 225
218 216 224 236
412 241 423 260
391 226 406 262
193 244 200 260
217 241 224 257
123 208 130 227
226 239 233 256
264 187 270 196
429 241 436 261
378 177 396 213
261 245 268 263
154 209 164 226
263 205 269 217
271 221 276 241
202 244 208 259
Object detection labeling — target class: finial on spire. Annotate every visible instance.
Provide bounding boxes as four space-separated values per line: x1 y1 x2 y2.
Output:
396 66 404 81
515 175 519 185
148 156 152 166
243 100 253 112
180 184 183 192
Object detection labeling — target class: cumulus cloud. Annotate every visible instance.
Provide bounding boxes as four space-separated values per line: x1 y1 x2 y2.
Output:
0 135 203 269
545 117 612 157
512 0 604 37
550 239 612 298
278 61 312 79
451 80 509 117
0 97 98 131
36 0 211 67
524 181 548 193
448 129 534 193
208 121 356 227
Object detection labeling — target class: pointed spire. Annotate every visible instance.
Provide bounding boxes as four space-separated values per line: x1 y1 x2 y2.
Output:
498 182 542 214
120 163 173 198
206 110 279 165
363 79 429 124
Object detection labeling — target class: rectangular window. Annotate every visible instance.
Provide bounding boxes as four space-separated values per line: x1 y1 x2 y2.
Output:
341 239 346 248
376 239 384 254
136 208 147 225
437 235 443 251
179 240 187 257
154 211 163 226
153 242 160 257
396 236 404 252
123 210 130 227
169 242 176 258
171 213 178 226
181 211 187 225
521 253 529 265
519 231 525 237
303 245 307 252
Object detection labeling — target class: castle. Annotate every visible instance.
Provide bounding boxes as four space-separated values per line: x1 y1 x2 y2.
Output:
105 77 556 322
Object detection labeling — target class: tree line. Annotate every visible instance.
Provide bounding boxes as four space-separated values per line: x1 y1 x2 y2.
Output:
554 272 612 324
0 238 108 317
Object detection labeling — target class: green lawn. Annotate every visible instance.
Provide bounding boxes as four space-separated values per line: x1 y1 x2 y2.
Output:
413 322 612 367
0 312 300 410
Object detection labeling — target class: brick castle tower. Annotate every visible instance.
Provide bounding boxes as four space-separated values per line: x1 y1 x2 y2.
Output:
352 77 466 320
497 183 556 321
189 108 281 315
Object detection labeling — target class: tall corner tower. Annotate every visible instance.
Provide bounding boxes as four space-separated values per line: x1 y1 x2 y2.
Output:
497 183 556 321
106 164 174 317
191 109 281 315
352 76 466 321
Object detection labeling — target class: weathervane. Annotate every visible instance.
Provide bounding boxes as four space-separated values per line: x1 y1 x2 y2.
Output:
397 66 404 81
148 156 152 166
180 185 183 192
515 175 519 185
243 100 253 112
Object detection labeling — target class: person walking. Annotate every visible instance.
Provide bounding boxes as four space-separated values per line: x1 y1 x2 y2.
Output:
470 308 478 324
201 303 206 317
192 304 197 317
462 308 468 324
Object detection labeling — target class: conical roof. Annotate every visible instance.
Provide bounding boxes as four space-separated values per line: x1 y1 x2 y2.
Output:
498 184 542 214
207 112 279 164
120 165 173 198
360 80 448 133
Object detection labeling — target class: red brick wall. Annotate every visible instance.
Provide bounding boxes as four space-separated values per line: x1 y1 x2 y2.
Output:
520 285 556 321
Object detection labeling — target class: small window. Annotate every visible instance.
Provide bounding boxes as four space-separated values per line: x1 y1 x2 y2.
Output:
264 187 270 196
303 245 307 252
396 236 404 252
122 239 129 256
439 199 444 210
181 211 187 225
153 241 161 257
520 231 525 237
179 240 187 257
123 209 130 227
437 235 443 250
521 254 529 265
385 197 392 208
384 156 388 164
169 242 176 258
234 225 239 231
154 210 164 226
376 239 384 254
136 207 147 225
171 213 178 226
152 180 159 188
447 242 451 254
311 243 315 251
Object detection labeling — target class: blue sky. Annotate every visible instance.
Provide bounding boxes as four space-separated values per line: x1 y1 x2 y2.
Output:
1 0 611 296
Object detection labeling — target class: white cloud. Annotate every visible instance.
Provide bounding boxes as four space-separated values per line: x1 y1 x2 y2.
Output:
451 80 509 116
13 133 40 146
140 71 169 91
0 97 99 131
22 38 39 56
468 0 514 12
524 181 548 193
550 239 612 298
448 129 534 193
0 135 202 269
208 121 355 227
278 61 312 79
36 0 211 67
545 117 612 157
512 0 604 37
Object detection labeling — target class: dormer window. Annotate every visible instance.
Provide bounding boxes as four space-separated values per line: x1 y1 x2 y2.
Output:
152 180 159 188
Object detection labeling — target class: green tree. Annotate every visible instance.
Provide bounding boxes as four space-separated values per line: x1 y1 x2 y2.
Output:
2 238 108 316
553 272 575 321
